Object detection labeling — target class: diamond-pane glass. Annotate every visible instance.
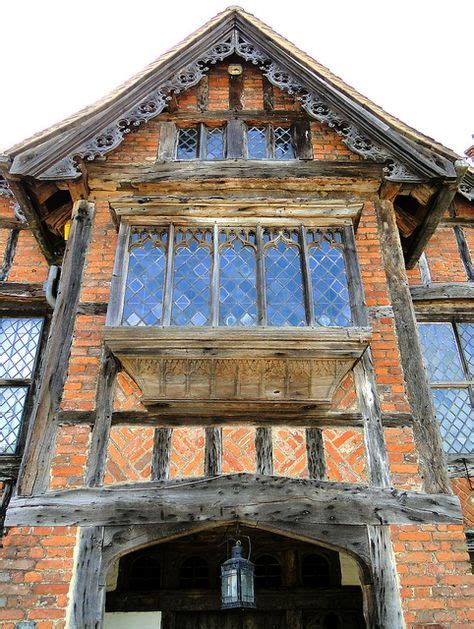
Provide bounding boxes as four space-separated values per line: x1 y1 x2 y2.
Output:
274 127 294 160
264 230 305 326
171 230 212 326
122 230 167 326
0 318 43 379
307 231 351 327
457 323 474 378
219 230 257 326
177 127 198 160
432 388 473 454
247 127 266 159
418 323 465 382
0 386 28 454
206 127 224 160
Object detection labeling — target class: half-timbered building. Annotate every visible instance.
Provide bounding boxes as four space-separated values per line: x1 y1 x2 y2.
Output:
0 7 473 628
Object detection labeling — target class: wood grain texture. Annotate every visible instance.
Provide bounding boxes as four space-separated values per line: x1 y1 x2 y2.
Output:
6 473 462 528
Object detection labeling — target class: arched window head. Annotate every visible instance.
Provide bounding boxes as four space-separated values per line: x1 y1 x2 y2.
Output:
301 553 331 587
128 554 161 591
254 554 282 588
179 556 210 589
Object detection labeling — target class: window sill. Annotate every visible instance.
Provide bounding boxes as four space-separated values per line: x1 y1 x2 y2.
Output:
104 326 371 417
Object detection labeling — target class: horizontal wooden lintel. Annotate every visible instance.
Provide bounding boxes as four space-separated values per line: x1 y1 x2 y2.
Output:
6 473 461 527
410 282 474 302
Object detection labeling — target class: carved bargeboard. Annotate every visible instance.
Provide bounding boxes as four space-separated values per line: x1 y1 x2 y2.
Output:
105 327 370 416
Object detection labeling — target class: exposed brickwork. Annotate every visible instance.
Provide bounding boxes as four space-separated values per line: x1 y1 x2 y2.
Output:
0 196 15 220
425 227 467 283
311 121 361 161
323 428 367 483
242 65 263 109
0 227 10 270
330 372 357 411
104 426 153 484
0 525 77 628
208 63 229 110
106 119 160 164
273 428 308 477
222 427 256 473
50 425 90 490
451 477 474 527
392 524 474 628
385 427 422 490
114 371 144 411
169 428 205 478
7 229 48 283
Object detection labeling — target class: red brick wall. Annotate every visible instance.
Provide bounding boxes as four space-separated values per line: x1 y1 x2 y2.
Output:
7 230 48 283
392 524 474 628
425 227 467 283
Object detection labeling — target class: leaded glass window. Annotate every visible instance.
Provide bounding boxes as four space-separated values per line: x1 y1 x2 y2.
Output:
176 125 225 160
205 127 225 160
176 127 198 160
121 225 354 329
0 317 43 454
247 125 295 160
418 322 473 455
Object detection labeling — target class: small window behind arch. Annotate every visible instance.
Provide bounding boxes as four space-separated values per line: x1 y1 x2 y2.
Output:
179 556 211 589
128 554 161 591
255 554 282 588
301 553 330 587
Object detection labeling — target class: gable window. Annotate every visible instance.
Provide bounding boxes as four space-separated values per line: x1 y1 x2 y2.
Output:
418 322 473 455
0 317 43 454
247 125 294 160
120 224 352 328
176 125 225 160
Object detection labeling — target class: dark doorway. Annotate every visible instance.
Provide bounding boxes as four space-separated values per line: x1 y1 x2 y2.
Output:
106 526 366 628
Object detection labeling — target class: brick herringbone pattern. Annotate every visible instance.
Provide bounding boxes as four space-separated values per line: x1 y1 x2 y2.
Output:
331 371 357 411
451 477 474 526
170 428 205 478
222 427 256 473
104 426 153 484
323 428 367 482
273 428 308 477
114 371 144 411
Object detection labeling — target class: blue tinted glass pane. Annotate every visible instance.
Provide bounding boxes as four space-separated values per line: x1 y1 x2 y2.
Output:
307 231 351 327
264 230 305 326
0 318 43 379
418 323 465 382
457 323 474 378
247 127 266 159
122 230 166 326
274 127 294 160
177 128 198 159
0 386 28 454
206 127 224 160
432 388 473 454
171 230 212 326
219 230 257 326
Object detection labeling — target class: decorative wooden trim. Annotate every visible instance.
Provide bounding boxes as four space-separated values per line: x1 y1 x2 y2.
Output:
5 474 462 528
17 201 95 495
376 198 451 493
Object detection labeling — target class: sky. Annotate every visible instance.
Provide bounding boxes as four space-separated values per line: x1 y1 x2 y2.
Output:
0 0 472 156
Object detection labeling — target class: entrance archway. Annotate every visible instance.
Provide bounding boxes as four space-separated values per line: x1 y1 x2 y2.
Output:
104 524 367 628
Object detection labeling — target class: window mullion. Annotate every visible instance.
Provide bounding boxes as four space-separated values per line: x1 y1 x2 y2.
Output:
266 125 274 159
162 224 175 326
256 225 267 326
453 322 472 383
198 124 207 160
210 223 219 326
300 226 315 326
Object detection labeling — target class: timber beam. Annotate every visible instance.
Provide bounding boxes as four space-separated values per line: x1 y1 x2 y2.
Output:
410 282 474 301
5 473 462 528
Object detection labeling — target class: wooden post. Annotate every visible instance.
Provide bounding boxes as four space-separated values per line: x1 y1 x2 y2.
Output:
256 427 273 475
306 428 326 480
375 198 451 493
204 427 222 476
85 346 119 487
18 200 95 495
69 526 105 629
366 525 404 629
151 428 173 481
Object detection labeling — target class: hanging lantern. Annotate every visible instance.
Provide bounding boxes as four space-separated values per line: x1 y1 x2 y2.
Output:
221 540 256 609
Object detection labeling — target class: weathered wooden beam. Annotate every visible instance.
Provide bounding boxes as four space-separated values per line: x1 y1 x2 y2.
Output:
367 526 403 628
306 428 326 480
0 455 21 481
204 427 222 476
0 174 60 264
376 198 451 493
0 281 48 303
0 228 19 281
77 301 108 316
454 226 474 281
17 200 95 495
405 161 469 268
5 474 462 528
0 217 27 230
255 427 273 475
446 455 474 479
410 282 474 301
85 347 119 487
69 526 105 629
151 428 173 481
55 409 414 428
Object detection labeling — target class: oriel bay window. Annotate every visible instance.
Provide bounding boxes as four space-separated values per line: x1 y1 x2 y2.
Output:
0 317 43 454
418 322 473 455
119 225 353 328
